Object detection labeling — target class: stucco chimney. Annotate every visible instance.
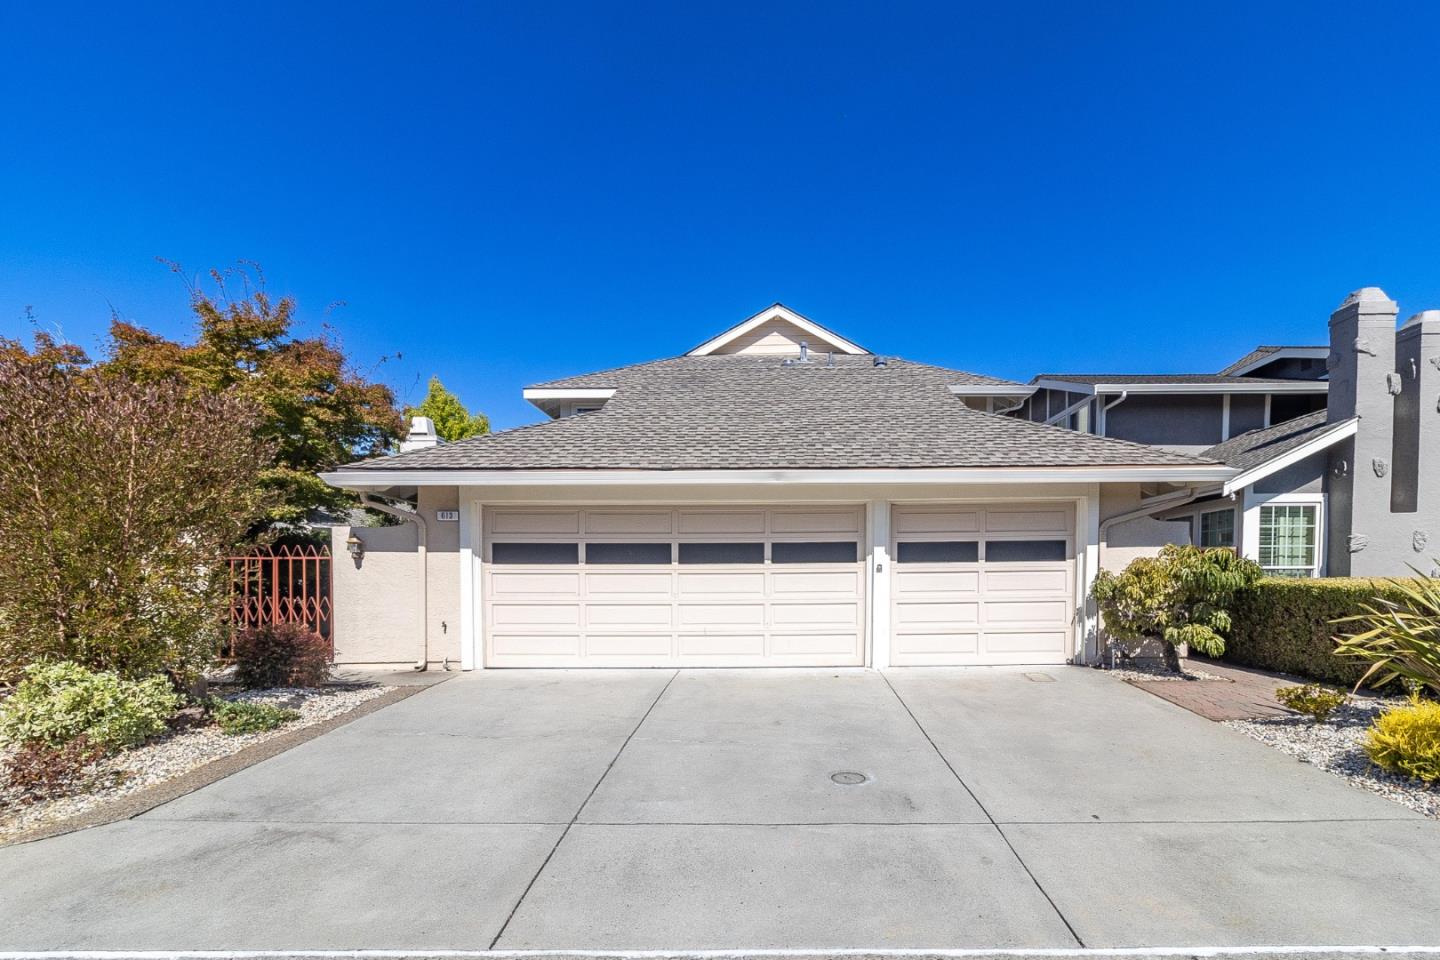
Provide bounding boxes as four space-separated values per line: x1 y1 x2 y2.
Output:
399 416 440 452
1325 287 1399 575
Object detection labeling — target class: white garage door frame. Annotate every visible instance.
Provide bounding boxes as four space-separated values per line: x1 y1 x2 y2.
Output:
457 489 1102 670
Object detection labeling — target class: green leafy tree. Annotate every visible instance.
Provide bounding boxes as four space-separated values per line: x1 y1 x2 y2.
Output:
103 262 405 526
1092 544 1262 673
405 376 489 442
0 348 272 682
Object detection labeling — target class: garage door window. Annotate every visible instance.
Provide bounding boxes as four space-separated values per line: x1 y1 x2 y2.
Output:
985 540 1067 562
492 542 579 564
771 541 857 563
677 542 765 564
895 541 979 563
585 542 672 564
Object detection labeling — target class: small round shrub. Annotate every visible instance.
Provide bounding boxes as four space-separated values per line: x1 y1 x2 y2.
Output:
212 700 299 735
1365 698 1440 782
230 623 330 689
1275 683 1348 722
0 661 181 751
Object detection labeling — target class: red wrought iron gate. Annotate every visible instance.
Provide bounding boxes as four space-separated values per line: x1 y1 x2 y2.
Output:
228 544 333 648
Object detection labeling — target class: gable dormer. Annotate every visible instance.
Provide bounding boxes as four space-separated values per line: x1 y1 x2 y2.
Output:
687 304 869 357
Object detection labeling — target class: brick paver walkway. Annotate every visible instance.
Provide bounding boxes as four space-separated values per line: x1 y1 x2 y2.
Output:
1127 658 1306 721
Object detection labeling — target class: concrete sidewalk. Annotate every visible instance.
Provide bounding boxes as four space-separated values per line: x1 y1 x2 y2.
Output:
0 667 1436 950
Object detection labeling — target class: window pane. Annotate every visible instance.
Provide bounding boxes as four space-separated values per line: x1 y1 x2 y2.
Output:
492 542 578 564
1258 504 1317 573
1199 509 1235 548
895 541 979 563
771 541 858 563
585 542 672 564
985 540 1067 562
677 542 764 564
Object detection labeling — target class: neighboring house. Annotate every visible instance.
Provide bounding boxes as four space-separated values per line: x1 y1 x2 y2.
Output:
319 293 1437 670
1015 288 1440 582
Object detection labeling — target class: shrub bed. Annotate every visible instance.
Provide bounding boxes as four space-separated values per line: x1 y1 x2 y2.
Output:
1226 577 1419 687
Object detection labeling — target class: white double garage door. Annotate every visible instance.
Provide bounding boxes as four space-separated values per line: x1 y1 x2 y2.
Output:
483 503 1075 668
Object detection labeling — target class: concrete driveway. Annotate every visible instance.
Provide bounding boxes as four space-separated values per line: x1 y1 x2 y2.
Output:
2 667 1438 950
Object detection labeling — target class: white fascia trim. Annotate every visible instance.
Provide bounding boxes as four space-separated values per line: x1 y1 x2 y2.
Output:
1222 417 1357 496
322 465 1238 489
1224 345 1330 378
521 388 617 401
687 305 868 356
1036 378 1328 396
947 384 1037 397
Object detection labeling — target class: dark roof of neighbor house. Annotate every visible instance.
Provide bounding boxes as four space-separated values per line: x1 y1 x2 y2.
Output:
1031 373 1320 387
344 354 1219 471
1217 345 1326 377
1200 410 1337 473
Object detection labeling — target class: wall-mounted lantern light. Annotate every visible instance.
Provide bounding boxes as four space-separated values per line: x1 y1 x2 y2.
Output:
345 534 365 564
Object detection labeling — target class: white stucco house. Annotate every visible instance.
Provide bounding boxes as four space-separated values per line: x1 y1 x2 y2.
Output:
320 304 1238 670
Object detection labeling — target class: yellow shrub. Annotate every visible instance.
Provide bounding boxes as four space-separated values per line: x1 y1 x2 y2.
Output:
1365 699 1440 782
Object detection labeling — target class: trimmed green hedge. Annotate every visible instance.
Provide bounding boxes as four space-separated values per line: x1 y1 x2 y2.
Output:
1225 577 1418 688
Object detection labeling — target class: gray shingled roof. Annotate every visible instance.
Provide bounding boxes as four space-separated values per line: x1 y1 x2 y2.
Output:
1201 410 1343 472
1217 345 1325 376
1033 373 1316 386
346 355 1218 471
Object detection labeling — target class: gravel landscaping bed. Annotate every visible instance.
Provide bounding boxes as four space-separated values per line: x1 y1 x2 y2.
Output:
0 684 393 842
1106 661 1230 682
1227 699 1440 819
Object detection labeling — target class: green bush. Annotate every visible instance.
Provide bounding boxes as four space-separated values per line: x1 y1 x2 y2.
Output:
1225 578 1420 688
1274 683 1348 722
1365 698 1440 782
212 699 299 735
0 661 181 751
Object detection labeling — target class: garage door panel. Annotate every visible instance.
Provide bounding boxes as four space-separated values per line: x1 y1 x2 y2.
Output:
894 510 980 535
769 509 862 534
983 630 1069 654
770 633 861 655
585 572 673 596
985 509 1069 534
895 601 979 626
677 603 766 627
677 571 766 596
677 510 766 534
984 568 1070 594
770 601 858 626
584 511 673 535
771 570 861 595
895 632 980 655
584 604 672 628
678 634 766 657
489 634 580 657
490 511 579 535
585 634 673 656
984 599 1071 624
489 572 581 597
894 570 978 595
491 603 581 628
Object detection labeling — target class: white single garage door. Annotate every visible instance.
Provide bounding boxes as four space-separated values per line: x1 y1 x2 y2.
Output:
483 506 866 667
890 503 1075 665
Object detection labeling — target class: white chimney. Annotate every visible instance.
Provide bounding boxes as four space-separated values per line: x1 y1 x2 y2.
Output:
399 416 439 452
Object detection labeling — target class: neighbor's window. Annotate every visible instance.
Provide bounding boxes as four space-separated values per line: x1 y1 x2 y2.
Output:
1198 509 1235 548
1257 504 1319 577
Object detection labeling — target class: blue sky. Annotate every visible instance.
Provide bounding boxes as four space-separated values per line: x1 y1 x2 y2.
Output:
3 1 1439 430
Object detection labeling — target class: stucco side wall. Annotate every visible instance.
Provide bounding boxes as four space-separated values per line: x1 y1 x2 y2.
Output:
1098 484 1191 572
331 486 463 667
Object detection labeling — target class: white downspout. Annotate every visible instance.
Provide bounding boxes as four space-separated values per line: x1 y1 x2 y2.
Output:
361 494 430 671
1098 389 1128 436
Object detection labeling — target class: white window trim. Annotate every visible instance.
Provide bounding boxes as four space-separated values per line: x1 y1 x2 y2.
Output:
1195 506 1237 549
1242 490 1326 578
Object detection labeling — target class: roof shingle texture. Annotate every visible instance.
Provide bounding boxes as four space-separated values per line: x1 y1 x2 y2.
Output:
349 355 1219 471
1201 410 1339 472
1217 345 1325 376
